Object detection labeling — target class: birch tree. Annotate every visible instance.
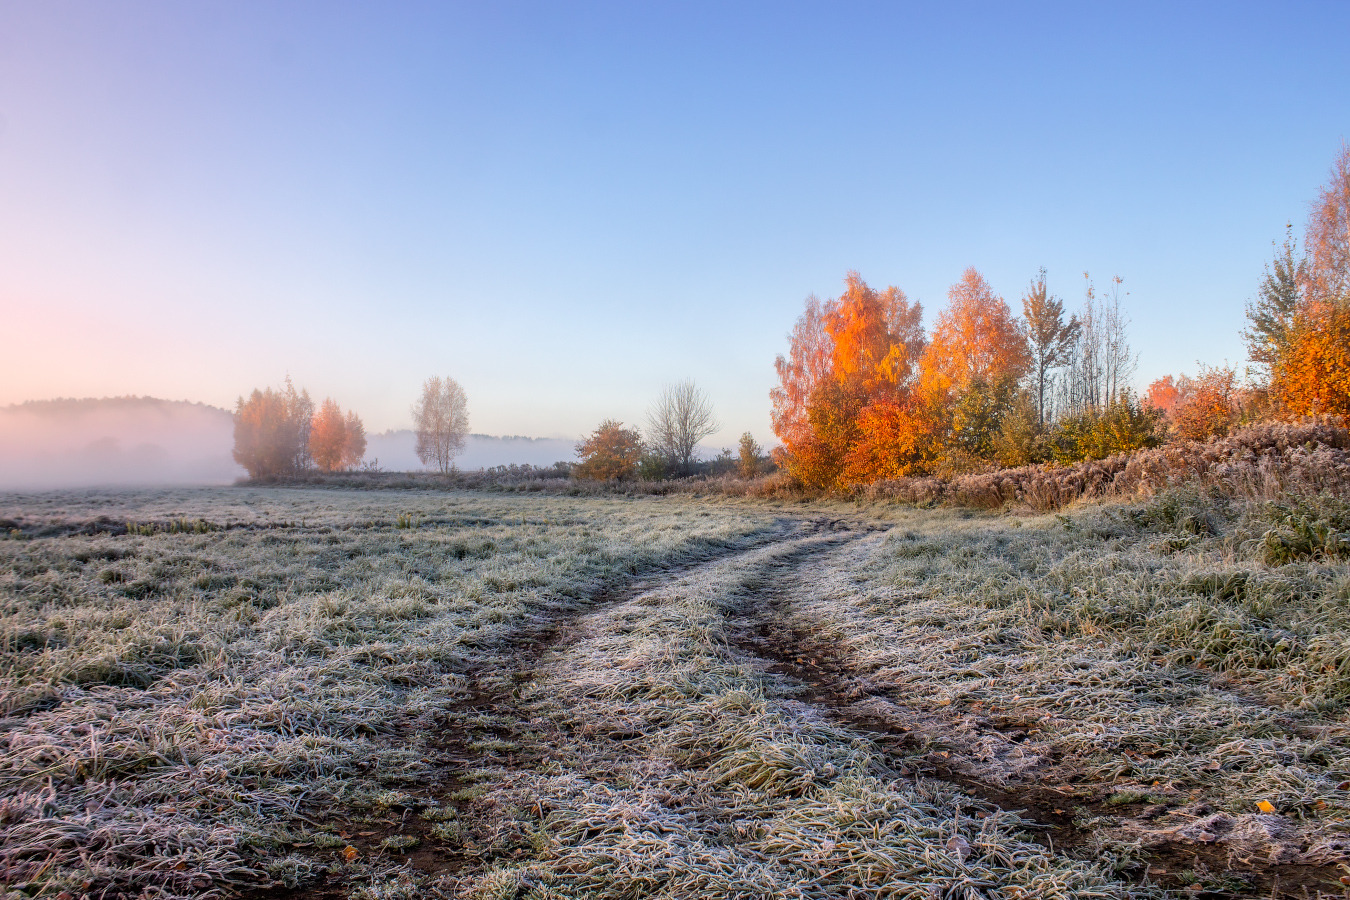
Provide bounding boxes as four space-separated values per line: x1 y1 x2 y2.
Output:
412 376 469 474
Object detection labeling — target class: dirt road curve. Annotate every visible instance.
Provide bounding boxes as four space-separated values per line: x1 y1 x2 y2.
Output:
267 518 1346 900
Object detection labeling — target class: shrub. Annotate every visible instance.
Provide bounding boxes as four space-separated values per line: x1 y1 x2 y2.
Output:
636 450 671 481
574 420 644 481
737 433 764 478
1169 367 1238 441
991 393 1048 468
1049 391 1161 463
949 377 1019 459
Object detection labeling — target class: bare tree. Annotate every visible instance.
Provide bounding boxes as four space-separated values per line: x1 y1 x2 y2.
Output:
1021 269 1080 428
412 376 469 474
1057 275 1137 417
646 380 718 475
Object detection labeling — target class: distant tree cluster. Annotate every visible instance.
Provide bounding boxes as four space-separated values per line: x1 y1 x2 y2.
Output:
233 378 366 478
235 374 476 479
769 268 1154 489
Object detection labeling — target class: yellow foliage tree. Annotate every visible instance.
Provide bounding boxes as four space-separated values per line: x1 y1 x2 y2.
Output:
920 267 1030 397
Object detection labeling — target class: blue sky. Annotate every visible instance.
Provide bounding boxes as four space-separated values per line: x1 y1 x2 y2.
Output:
1 1 1347 446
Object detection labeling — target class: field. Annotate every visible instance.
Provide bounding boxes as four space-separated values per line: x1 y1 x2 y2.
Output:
2 486 1350 899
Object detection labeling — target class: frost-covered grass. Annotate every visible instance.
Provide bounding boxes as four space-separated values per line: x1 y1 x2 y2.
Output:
769 490 1350 889
442 533 1144 900
0 487 785 897
3 485 1349 898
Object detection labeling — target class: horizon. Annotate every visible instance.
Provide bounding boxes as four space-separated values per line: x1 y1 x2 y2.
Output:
0 394 673 444
3 2 1349 447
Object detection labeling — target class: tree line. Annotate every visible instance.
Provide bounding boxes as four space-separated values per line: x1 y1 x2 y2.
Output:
769 143 1350 489
233 375 471 478
768 267 1150 489
229 146 1347 487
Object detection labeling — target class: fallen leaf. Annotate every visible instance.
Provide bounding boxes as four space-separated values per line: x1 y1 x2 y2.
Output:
946 835 971 861
1256 800 1277 814
342 845 358 862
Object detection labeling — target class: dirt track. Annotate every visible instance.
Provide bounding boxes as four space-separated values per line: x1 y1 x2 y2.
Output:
249 517 1349 899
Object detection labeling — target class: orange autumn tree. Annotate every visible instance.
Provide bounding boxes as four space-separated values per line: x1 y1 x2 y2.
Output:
921 268 1031 395
1274 300 1350 416
574 419 644 481
770 294 833 458
1151 367 1238 441
1251 144 1350 417
917 268 1030 463
1277 144 1350 415
771 272 925 488
1145 375 1183 416
309 398 368 472
1305 142 1350 307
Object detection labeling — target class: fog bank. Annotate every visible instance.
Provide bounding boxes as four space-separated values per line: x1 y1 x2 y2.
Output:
0 398 582 490
366 430 577 472
0 398 243 490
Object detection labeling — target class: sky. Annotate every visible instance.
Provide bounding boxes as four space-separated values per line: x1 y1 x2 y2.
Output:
1 1 1348 448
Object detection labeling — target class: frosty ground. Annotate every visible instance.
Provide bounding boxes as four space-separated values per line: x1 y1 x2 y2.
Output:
2 487 1349 899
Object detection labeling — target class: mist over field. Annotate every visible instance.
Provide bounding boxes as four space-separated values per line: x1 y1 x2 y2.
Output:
0 397 589 490
0 398 242 489
365 430 577 472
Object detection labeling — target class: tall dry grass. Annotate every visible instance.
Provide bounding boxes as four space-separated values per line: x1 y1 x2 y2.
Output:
861 420 1350 510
